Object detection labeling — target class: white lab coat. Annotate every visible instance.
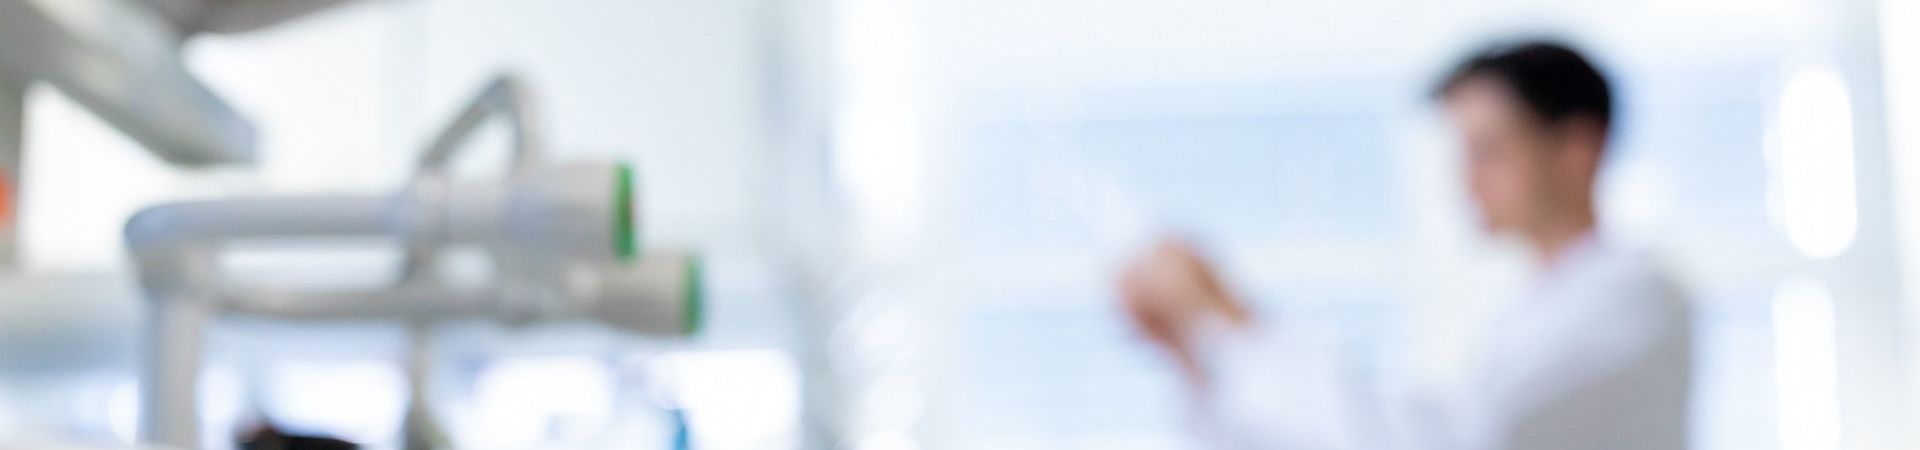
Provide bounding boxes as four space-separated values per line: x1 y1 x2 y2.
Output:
1197 236 1692 450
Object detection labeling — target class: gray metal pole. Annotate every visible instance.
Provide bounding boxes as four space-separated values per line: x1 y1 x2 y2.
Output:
140 248 217 449
0 78 25 269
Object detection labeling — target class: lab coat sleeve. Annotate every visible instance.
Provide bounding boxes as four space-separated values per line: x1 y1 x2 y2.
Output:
1194 321 1382 450
1190 302 1691 450
1188 250 1692 450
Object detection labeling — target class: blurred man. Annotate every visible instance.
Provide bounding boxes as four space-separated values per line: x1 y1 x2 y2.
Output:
1119 41 1692 450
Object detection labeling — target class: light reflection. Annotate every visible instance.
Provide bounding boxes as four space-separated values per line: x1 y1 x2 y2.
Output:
106 379 138 444
855 430 919 450
264 360 405 444
1773 276 1841 450
647 350 802 450
109 365 248 448
470 356 615 447
1774 66 1857 259
857 374 923 433
834 0 931 260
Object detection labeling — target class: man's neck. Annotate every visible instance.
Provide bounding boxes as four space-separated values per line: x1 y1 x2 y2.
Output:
1531 218 1597 269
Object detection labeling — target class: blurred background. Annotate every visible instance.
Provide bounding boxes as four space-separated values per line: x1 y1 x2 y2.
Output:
1 0 1919 449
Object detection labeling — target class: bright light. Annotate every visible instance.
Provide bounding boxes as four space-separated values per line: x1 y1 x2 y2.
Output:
1653 0 1785 13
202 365 247 447
857 374 924 433
18 86 185 272
264 360 406 443
647 350 802 450
0 389 15 438
107 379 139 444
1774 66 1857 259
98 368 247 446
470 356 616 447
1883 0 1920 432
834 0 930 260
1598 159 1671 245
855 430 920 450
1773 276 1841 450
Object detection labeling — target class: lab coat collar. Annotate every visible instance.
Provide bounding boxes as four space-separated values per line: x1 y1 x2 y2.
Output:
1534 231 1606 288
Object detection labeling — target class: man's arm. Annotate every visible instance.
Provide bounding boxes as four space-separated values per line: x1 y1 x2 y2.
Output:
1117 237 1253 391
1116 236 1380 449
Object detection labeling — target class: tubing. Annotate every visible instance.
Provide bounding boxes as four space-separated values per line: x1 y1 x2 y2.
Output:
217 285 500 320
125 195 396 249
416 76 545 174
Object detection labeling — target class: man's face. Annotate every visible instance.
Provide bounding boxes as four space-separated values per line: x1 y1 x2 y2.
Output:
1443 77 1564 236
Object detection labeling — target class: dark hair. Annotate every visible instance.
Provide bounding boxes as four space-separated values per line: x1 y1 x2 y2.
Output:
1434 40 1613 136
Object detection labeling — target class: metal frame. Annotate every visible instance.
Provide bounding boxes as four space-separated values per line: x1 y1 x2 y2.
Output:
0 0 255 166
0 78 23 268
129 76 545 449
0 0 258 267
127 75 700 450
